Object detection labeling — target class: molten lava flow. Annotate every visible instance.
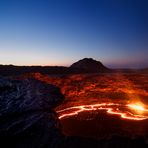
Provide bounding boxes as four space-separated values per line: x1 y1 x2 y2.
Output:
127 103 146 111
57 103 148 121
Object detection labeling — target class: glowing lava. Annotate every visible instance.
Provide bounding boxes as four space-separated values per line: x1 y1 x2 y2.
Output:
127 103 146 111
57 103 148 121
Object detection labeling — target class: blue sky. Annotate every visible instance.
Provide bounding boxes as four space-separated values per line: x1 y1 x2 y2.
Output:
0 0 147 68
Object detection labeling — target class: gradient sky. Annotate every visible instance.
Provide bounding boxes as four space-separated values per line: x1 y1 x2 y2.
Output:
0 0 148 68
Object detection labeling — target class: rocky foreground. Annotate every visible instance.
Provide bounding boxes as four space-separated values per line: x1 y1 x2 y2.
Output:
0 77 148 148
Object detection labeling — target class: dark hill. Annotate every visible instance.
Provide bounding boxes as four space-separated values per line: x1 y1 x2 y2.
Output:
0 58 111 76
70 58 110 72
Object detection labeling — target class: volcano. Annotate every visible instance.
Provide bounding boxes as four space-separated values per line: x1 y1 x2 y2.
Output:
70 58 110 72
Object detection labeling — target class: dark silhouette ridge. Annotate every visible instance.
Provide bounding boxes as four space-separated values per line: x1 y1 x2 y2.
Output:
0 58 146 76
70 58 110 72
0 58 111 76
0 65 69 76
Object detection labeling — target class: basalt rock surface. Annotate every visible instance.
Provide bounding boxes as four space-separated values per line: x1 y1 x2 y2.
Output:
0 77 64 148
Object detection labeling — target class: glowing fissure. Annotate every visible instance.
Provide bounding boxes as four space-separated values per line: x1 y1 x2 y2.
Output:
57 103 148 121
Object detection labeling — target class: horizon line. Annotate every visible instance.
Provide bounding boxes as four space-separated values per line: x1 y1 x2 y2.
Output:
0 63 147 70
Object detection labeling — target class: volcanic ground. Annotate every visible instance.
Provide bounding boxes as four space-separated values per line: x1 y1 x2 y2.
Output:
23 71 148 139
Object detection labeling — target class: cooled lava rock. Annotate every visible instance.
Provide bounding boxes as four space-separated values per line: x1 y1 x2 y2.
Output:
0 77 64 148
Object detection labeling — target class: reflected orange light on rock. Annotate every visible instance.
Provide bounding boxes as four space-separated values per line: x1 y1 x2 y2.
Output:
26 73 148 121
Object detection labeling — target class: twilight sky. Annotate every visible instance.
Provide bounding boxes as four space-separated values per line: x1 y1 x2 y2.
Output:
0 0 148 68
